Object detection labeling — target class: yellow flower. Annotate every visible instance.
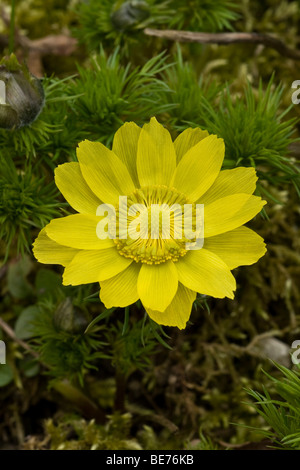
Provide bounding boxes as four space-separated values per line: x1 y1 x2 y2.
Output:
33 118 266 329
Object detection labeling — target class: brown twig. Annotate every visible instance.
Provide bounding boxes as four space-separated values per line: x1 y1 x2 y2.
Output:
16 35 78 56
0 6 77 75
144 28 300 60
0 316 39 359
1 6 77 55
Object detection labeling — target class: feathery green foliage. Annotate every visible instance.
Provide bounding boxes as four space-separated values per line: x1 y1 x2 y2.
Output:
106 318 159 377
74 0 172 52
182 77 300 199
0 156 60 260
246 362 300 449
31 300 110 385
162 48 221 129
68 48 173 145
168 0 239 31
74 0 239 54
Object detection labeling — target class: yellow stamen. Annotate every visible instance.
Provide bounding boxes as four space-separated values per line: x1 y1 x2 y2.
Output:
114 185 197 265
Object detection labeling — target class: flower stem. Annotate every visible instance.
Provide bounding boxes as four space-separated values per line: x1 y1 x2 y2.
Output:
114 369 127 413
122 305 130 335
9 0 16 54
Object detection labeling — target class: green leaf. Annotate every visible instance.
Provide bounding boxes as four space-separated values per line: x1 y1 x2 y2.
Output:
7 256 33 299
0 364 13 387
15 305 40 339
35 268 61 298
85 308 117 333
19 358 40 378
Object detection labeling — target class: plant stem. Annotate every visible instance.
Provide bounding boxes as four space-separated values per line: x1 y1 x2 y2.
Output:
9 0 16 54
114 368 127 412
122 306 130 335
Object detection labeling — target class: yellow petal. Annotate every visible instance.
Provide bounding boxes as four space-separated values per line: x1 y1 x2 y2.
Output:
137 117 176 187
32 228 78 266
172 135 224 202
100 263 141 308
137 261 178 312
112 122 141 188
146 283 196 329
63 248 133 285
176 248 236 299
200 167 258 205
204 193 266 237
204 226 266 269
54 162 101 215
77 140 135 205
46 214 115 249
174 127 209 163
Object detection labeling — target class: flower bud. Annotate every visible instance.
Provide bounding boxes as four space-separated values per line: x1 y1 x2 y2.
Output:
53 298 91 335
0 54 45 129
111 1 150 31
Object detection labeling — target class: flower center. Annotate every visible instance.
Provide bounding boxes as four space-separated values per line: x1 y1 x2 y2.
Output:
114 185 197 265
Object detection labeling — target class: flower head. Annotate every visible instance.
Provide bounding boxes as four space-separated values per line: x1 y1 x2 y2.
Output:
111 1 150 31
33 118 266 329
0 54 44 129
